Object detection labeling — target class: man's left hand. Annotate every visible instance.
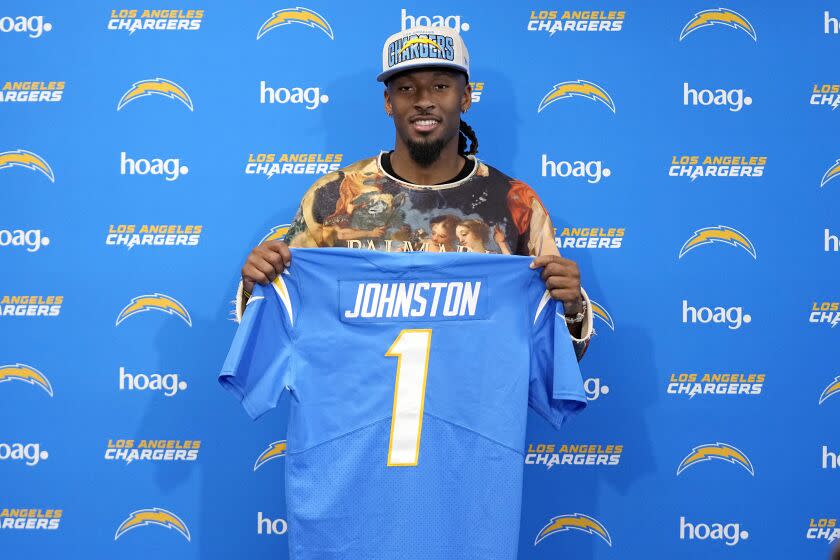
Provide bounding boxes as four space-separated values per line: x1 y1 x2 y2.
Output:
530 254 583 316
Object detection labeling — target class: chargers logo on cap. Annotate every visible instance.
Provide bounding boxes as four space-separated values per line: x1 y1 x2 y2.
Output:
677 442 754 476
538 80 615 113
400 36 443 54
821 159 840 188
589 300 614 331
679 8 757 42
117 78 194 111
114 508 191 541
0 149 55 183
819 376 840 405
259 224 291 244
679 226 756 259
116 293 192 327
257 7 334 40
0 363 53 396
535 513 612 546
254 440 287 471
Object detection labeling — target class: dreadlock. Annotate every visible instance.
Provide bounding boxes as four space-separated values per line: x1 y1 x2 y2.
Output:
458 119 478 156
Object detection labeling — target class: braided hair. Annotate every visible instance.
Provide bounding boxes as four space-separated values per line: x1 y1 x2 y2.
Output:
458 119 478 156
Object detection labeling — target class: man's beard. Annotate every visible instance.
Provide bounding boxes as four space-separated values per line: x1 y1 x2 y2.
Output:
406 136 448 167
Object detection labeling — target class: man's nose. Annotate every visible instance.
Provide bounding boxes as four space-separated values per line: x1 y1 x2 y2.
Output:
414 88 434 111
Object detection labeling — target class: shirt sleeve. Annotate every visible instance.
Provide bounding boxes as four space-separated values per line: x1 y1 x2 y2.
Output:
507 179 593 360
528 290 588 430
219 273 298 420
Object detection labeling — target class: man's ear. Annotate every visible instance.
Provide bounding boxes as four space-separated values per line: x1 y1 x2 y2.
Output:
384 88 392 116
462 81 473 113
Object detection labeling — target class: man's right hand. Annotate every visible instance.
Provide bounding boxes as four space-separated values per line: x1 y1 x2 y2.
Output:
241 240 292 294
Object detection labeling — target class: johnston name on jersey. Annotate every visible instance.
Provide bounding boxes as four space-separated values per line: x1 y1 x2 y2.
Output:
219 248 587 560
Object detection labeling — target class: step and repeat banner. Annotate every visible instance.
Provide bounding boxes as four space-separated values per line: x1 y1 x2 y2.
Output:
2 1 838 559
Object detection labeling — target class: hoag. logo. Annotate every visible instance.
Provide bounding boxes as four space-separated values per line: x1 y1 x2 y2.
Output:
584 377 610 401
260 81 327 110
683 83 751 112
257 512 288 535
682 300 751 329
680 517 748 546
120 152 188 181
401 8 469 31
0 442 48 466
0 16 52 38
541 155 610 183
0 229 49 252
119 367 186 397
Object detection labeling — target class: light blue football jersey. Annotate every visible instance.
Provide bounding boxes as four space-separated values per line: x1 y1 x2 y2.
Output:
219 247 587 560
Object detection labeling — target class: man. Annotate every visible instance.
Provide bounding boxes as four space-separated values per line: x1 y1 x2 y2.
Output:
235 25 593 358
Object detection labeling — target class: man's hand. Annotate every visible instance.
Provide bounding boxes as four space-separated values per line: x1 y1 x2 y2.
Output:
530 254 583 316
241 240 292 294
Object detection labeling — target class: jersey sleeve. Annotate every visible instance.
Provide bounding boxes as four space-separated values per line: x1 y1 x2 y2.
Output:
218 273 298 420
528 290 588 430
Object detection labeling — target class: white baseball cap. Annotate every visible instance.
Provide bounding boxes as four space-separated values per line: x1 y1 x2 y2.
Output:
377 25 470 83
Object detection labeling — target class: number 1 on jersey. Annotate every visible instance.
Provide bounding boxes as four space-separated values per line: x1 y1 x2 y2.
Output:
385 329 432 467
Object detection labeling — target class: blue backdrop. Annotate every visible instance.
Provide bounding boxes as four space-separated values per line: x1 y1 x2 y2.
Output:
2 1 838 558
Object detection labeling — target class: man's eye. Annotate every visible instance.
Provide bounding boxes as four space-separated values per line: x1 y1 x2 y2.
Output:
399 86 412 92
435 84 449 90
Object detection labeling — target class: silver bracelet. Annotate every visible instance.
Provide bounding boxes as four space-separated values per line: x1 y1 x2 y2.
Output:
563 296 587 325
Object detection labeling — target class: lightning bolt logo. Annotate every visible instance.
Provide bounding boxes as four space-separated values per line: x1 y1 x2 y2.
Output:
253 440 287 471
819 376 840 405
398 37 443 55
0 363 53 396
679 225 756 259
0 149 55 183
676 442 754 476
680 8 757 42
272 273 295 326
820 159 840 188
257 7 334 40
117 78 194 112
116 293 192 327
259 224 291 244
535 513 612 547
538 80 615 113
589 300 614 331
114 508 191 541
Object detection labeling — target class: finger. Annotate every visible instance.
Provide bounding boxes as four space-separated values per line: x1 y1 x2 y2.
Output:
544 261 581 281
265 240 292 268
550 288 581 304
540 261 571 281
242 265 269 286
255 246 285 276
246 258 277 284
545 276 576 290
530 254 558 269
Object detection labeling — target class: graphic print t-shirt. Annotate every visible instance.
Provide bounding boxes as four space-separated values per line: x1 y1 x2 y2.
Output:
282 151 559 257
219 248 587 560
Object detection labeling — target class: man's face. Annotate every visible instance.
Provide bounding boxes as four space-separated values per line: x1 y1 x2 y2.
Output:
384 69 471 165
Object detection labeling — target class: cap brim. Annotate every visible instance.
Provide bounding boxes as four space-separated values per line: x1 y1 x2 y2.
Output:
377 61 468 83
